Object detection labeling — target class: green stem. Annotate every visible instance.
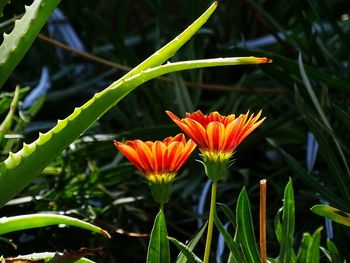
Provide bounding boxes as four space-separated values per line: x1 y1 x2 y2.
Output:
203 180 217 263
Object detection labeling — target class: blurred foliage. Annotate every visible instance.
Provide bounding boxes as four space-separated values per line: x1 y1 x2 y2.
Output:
1 0 350 262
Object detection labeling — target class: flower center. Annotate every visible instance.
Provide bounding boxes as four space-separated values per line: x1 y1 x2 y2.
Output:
200 149 233 162
147 173 177 184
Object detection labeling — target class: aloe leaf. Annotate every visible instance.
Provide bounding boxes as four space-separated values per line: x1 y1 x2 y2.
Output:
0 56 270 208
0 1 219 207
168 236 203 263
311 204 350 227
279 178 295 263
0 0 61 87
147 210 170 263
236 188 260 263
0 214 110 237
213 208 243 262
176 222 207 263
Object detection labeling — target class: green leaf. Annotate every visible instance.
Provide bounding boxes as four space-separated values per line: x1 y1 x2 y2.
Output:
311 204 350 227
176 222 208 263
236 187 260 263
1 252 94 262
0 214 110 237
168 236 202 263
147 210 170 263
213 208 243 262
217 202 236 228
0 0 61 87
326 239 341 263
296 233 312 263
0 85 20 133
274 207 283 243
279 178 295 263
306 227 322 263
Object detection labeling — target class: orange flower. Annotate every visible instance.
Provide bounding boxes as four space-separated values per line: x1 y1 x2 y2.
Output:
114 133 196 184
166 110 265 162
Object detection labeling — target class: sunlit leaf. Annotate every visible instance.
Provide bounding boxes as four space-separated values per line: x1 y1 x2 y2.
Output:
236 188 260 263
168 236 202 263
146 210 170 263
311 204 350 228
176 222 207 263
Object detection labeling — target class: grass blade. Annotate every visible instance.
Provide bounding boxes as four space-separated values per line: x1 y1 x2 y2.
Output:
217 203 236 229
213 208 243 262
168 236 203 263
176 222 208 263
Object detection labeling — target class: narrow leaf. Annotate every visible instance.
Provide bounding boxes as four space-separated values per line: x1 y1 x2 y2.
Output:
326 239 341 263
274 207 283 243
176 222 208 263
168 236 202 263
296 233 312 263
279 178 295 263
217 202 236 228
333 104 350 132
306 227 322 263
214 208 243 262
147 210 170 263
311 204 350 227
0 214 110 237
236 188 260 263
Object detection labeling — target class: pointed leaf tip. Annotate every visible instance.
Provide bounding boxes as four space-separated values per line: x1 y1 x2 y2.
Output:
259 57 273 64
102 229 111 238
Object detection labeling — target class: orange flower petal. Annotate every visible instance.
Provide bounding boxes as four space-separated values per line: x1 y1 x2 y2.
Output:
114 133 196 183
167 110 265 161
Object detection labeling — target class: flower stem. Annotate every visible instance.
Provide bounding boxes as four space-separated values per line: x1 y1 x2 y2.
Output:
203 180 217 263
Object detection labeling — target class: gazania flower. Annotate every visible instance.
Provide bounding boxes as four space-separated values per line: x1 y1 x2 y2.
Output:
166 110 265 180
114 133 196 204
